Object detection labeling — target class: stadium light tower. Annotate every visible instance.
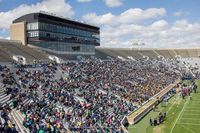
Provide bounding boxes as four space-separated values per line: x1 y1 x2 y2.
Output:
131 40 145 52
131 40 145 47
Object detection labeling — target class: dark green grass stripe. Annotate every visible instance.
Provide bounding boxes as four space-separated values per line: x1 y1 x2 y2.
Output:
181 114 200 117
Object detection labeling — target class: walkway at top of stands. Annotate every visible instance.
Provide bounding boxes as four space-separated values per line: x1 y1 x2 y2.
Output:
0 39 21 43
96 46 200 51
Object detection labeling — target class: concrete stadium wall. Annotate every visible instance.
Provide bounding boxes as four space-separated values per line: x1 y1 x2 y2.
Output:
10 21 27 45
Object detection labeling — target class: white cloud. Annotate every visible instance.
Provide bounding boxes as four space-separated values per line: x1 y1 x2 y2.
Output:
82 8 200 48
77 0 92 2
104 0 124 7
174 11 189 17
0 35 9 40
6 36 10 40
77 0 123 7
83 13 116 25
172 19 189 31
83 8 166 25
149 20 168 30
118 8 166 24
0 0 74 29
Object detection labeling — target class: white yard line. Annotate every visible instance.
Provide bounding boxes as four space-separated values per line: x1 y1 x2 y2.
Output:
187 102 200 104
185 107 200 109
182 114 200 116
177 123 200 126
179 125 196 133
188 100 200 102
184 110 200 112
187 104 200 105
169 99 189 133
166 94 182 114
180 118 200 121
166 95 179 113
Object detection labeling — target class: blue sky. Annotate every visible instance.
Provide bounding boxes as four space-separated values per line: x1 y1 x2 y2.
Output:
0 0 200 48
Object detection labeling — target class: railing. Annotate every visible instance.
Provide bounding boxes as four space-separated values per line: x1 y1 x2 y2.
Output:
126 80 180 125
121 116 129 133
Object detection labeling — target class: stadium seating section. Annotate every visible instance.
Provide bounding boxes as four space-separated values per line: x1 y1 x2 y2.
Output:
0 39 200 63
0 40 48 63
0 39 199 132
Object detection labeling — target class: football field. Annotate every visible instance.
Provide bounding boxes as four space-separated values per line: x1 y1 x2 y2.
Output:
170 89 200 133
128 80 200 133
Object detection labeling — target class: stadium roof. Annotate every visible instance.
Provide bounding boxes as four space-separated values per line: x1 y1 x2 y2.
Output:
13 12 99 30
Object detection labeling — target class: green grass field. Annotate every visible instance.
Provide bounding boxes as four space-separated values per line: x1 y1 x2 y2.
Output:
128 80 200 133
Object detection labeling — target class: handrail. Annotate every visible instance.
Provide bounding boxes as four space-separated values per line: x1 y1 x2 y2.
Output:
121 116 129 133
126 79 180 125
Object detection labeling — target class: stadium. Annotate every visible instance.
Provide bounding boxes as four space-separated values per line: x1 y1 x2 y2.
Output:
0 2 200 133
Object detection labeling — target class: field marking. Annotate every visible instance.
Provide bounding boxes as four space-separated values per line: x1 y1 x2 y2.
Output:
187 102 200 104
185 104 200 106
187 103 200 105
182 114 200 116
185 107 200 109
179 125 196 133
189 101 200 102
181 116 200 119
166 95 181 113
185 106 200 109
190 100 200 101
176 122 200 126
169 98 189 133
184 109 200 111
184 110 200 113
180 118 200 121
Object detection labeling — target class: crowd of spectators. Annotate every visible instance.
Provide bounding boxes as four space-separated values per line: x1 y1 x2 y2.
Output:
0 58 190 132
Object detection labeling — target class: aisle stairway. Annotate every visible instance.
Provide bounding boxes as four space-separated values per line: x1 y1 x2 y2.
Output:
12 109 30 133
0 88 13 107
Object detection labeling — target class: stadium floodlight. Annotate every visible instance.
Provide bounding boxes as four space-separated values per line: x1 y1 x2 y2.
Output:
131 41 145 51
131 40 145 46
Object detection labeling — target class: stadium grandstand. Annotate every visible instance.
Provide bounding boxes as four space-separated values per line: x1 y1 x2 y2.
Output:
0 39 48 64
1 38 200 62
0 35 200 132
0 11 200 133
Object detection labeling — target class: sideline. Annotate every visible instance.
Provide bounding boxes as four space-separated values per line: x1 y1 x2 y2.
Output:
169 98 189 133
166 94 181 114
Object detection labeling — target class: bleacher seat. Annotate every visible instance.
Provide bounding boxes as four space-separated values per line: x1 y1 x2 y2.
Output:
0 40 48 63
